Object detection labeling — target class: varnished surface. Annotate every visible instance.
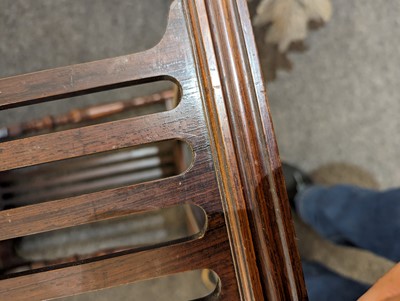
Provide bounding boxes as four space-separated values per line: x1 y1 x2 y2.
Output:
0 152 214 241
0 214 238 300
185 0 307 300
0 0 307 300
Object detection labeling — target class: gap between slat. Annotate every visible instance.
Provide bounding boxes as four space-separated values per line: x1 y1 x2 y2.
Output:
0 112 180 172
0 169 216 241
0 217 234 301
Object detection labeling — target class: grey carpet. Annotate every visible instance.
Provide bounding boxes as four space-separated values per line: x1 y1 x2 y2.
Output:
267 0 400 189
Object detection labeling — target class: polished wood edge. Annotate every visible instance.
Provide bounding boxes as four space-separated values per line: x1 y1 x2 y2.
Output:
184 0 307 300
234 1 307 299
184 1 262 300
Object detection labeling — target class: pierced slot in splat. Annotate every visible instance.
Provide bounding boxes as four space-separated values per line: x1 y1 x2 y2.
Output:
0 139 192 210
0 203 207 277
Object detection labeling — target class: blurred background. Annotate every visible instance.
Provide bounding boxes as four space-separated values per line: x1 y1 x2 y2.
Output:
1 0 400 299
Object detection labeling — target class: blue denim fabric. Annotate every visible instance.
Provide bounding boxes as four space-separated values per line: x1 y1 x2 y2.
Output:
303 260 369 301
295 185 400 300
296 185 400 261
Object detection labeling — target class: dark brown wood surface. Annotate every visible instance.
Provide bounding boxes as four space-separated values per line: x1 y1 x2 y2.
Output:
0 0 307 300
185 1 307 299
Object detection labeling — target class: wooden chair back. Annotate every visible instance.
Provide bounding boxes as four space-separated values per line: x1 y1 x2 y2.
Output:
0 0 307 300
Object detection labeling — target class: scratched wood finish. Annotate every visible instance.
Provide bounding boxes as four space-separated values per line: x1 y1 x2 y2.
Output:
0 0 307 300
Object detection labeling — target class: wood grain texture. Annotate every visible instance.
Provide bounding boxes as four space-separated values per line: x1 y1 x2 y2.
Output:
0 1 242 299
0 153 214 241
0 0 307 300
0 213 239 300
184 0 307 300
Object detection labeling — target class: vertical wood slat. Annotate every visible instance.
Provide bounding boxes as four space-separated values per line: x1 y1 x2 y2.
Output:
184 0 307 300
185 1 263 300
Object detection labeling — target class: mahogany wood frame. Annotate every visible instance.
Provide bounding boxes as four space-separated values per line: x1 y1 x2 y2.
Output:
0 0 307 300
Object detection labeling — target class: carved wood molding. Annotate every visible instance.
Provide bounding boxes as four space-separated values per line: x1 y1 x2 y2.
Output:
184 0 307 300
